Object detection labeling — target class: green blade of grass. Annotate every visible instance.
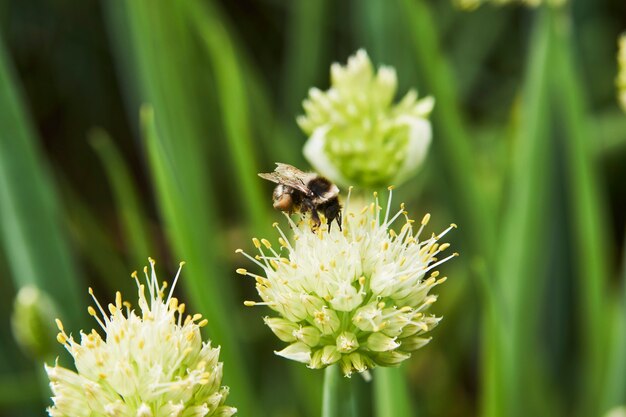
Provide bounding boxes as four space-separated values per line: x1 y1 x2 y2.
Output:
602 229 626 411
103 0 256 412
141 106 254 415
282 0 329 115
551 8 611 416
399 0 495 257
89 128 153 267
494 7 554 416
59 176 133 297
0 32 83 327
186 0 270 231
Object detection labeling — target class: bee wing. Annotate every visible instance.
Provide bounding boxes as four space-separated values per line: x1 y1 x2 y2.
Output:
258 163 315 195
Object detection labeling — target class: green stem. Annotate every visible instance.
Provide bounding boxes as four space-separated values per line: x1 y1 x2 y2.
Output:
374 367 412 417
322 365 356 417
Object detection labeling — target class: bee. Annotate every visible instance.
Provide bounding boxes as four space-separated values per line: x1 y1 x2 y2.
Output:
258 163 342 232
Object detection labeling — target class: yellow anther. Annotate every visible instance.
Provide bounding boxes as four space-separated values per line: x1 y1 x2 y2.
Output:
131 271 138 279
451 223 458 228
387 185 395 191
87 306 97 316
439 243 450 251
252 238 261 248
192 313 203 321
373 191 378 198
244 301 256 306
431 271 440 278
235 248 243 254
115 291 122 308
421 213 431 225
55 318 64 332
261 239 272 248
88 287 94 295
198 319 208 327
179 261 186 267
236 268 248 275
57 333 67 344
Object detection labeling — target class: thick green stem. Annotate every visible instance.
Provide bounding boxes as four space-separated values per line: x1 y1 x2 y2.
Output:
374 367 412 417
322 365 357 417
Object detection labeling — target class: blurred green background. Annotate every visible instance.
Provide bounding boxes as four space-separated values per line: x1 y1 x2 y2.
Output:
1 0 626 416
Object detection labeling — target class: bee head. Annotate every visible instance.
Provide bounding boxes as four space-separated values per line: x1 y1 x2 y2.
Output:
273 193 294 212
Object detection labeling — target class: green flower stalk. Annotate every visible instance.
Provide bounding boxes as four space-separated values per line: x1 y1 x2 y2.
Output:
618 34 626 113
297 50 434 189
45 259 236 417
238 189 457 377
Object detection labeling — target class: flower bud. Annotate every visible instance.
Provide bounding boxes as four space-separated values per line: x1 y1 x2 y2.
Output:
293 326 321 347
11 285 59 359
298 49 434 189
336 331 359 353
275 342 312 363
264 317 299 342
399 335 432 351
366 332 400 352
373 350 412 367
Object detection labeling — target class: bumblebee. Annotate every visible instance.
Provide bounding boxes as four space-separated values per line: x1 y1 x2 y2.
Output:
258 163 342 232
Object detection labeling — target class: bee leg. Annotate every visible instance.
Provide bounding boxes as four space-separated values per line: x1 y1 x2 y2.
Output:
336 210 342 232
310 208 321 232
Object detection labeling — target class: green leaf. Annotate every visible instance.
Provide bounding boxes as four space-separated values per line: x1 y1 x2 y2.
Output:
141 106 255 414
551 9 611 416
89 128 153 267
186 0 270 231
494 7 555 416
0 31 83 327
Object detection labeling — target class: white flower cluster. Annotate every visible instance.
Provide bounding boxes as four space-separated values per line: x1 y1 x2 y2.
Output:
46 259 236 417
238 189 456 376
297 50 434 189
